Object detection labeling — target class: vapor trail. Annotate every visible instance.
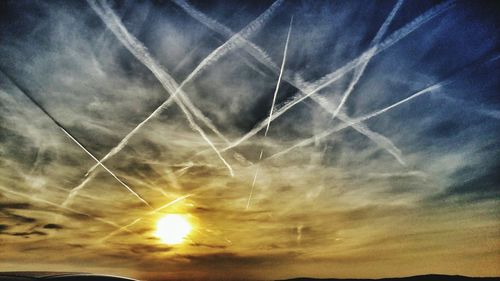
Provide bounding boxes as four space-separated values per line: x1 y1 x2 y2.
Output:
121 0 283 155
87 0 234 176
173 0 279 73
187 0 453 165
62 172 97 207
58 128 152 208
83 97 176 177
264 17 293 138
0 69 151 208
146 194 193 214
100 217 143 242
246 162 260 210
329 0 404 121
101 194 192 241
218 0 456 153
270 84 442 159
173 0 284 89
247 17 293 209
317 0 404 165
180 0 406 165
308 0 455 93
269 54 500 159
84 0 283 183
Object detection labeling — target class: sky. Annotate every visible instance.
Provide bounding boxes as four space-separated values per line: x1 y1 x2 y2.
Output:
0 0 499 280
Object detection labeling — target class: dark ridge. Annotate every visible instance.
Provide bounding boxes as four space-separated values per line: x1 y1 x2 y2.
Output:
278 274 500 281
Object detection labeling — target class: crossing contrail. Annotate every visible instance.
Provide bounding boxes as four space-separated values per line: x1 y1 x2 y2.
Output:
329 0 404 121
100 194 193 242
87 0 234 177
100 217 143 242
72 0 283 204
83 97 176 177
269 84 443 159
317 0 405 165
172 0 284 89
307 0 455 93
0 68 151 208
216 0 456 154
172 0 279 73
247 17 293 210
181 1 406 165
185 0 454 165
139 0 284 148
269 53 500 159
82 0 283 183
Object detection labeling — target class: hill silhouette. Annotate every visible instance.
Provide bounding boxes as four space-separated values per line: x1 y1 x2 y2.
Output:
279 274 500 281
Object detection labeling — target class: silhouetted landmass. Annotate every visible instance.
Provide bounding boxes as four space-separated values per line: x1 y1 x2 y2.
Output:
278 274 500 281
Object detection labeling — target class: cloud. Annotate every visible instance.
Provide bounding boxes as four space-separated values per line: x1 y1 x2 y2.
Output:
0 202 32 210
8 231 47 237
0 210 37 224
0 0 498 279
43 223 64 230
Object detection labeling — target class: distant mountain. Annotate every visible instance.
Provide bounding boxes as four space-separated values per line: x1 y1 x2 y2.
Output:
278 274 500 281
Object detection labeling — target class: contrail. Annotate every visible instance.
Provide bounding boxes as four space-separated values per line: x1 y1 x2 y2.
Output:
270 84 443 159
87 0 234 177
172 0 284 89
83 0 283 182
62 172 97 207
101 194 192 242
269 54 500 159
83 97 176 177
329 0 404 121
172 0 234 38
247 17 293 209
76 0 283 206
180 1 406 166
173 0 279 73
217 0 456 153
0 69 151 208
147 194 193 214
187 0 454 165
318 0 404 165
100 217 143 242
264 17 293 138
308 0 455 93
246 162 261 210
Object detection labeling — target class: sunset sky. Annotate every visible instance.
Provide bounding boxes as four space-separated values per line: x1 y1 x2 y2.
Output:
0 0 499 280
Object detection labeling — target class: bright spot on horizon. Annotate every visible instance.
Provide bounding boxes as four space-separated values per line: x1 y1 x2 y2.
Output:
155 214 192 245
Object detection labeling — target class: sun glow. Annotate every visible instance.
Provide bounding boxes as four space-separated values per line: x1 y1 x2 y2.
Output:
155 214 192 245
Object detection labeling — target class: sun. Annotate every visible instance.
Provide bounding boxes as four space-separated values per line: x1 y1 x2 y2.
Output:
155 214 192 245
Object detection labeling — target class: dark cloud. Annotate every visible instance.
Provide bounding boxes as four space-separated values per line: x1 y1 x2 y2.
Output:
43 223 63 230
0 210 37 223
1 230 47 237
0 202 31 210
190 242 227 249
179 251 300 267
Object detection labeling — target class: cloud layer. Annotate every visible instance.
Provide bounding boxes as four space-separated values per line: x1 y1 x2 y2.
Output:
0 0 499 280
